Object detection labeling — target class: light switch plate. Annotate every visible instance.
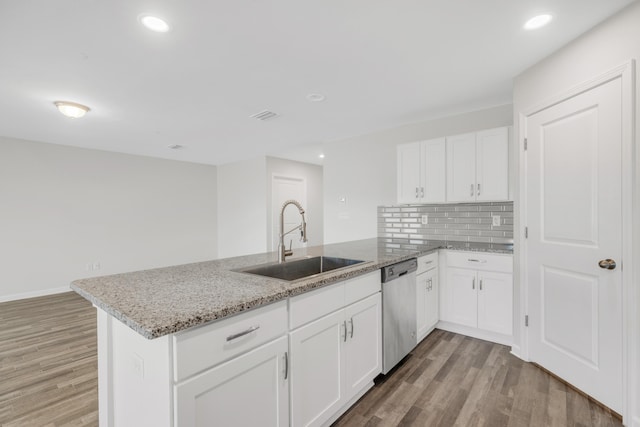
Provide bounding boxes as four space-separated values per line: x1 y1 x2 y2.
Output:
492 215 501 226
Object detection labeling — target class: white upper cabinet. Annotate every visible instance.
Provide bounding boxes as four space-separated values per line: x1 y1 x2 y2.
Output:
476 127 509 201
397 138 446 204
446 133 477 202
447 127 509 202
398 127 509 204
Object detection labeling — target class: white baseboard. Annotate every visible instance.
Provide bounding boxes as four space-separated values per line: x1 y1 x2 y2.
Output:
436 321 513 347
0 286 70 303
510 344 528 361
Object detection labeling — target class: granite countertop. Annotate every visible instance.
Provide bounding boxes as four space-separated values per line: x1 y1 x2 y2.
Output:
71 238 512 339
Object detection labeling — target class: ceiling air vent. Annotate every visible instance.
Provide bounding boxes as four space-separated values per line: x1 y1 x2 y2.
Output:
250 110 279 121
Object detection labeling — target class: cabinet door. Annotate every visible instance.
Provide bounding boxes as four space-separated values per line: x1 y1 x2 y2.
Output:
477 271 513 335
174 336 289 427
397 142 422 204
344 293 382 399
446 133 476 202
416 272 428 342
290 310 345 427
424 268 439 333
422 138 446 202
476 127 509 201
442 267 477 327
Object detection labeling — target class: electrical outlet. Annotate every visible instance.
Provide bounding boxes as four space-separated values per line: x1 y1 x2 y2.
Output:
92 262 101 271
421 214 429 225
85 263 92 271
492 215 501 226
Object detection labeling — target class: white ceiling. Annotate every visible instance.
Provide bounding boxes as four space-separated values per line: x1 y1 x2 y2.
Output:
0 0 634 166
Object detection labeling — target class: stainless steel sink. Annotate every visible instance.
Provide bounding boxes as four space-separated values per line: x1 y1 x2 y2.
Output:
236 256 365 282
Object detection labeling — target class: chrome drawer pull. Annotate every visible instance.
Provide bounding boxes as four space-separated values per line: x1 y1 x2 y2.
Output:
226 325 260 342
349 318 354 339
284 351 289 380
467 259 487 263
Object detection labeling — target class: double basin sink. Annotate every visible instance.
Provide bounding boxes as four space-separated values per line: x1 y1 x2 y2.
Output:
236 256 365 282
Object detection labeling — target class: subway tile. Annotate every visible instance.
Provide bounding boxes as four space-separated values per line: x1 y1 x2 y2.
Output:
490 237 514 244
456 206 479 212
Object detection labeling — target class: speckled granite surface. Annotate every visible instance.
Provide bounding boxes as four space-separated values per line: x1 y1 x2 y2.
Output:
71 238 512 339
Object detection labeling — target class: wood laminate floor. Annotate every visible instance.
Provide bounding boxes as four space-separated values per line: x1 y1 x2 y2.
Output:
0 293 623 427
0 292 98 427
333 329 622 427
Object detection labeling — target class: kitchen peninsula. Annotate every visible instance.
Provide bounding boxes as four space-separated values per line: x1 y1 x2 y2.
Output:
72 238 512 427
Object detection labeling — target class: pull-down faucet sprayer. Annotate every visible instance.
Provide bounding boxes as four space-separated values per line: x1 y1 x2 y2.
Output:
278 200 308 262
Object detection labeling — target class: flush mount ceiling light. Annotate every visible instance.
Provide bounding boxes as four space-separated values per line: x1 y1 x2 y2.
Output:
306 93 326 102
139 15 171 32
54 101 90 118
318 154 325 159
524 14 553 30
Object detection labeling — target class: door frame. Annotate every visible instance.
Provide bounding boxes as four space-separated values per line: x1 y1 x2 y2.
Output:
517 60 636 424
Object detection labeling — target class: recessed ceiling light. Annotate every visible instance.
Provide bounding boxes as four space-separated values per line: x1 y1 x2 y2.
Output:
319 154 325 159
54 101 90 118
306 93 326 102
168 144 184 150
139 15 171 32
524 14 553 30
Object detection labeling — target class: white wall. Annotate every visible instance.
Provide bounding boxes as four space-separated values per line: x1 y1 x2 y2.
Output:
216 156 268 258
513 3 640 425
266 156 323 250
0 136 218 301
322 104 513 244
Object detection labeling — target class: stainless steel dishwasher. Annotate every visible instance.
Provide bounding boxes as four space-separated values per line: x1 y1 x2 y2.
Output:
381 258 418 374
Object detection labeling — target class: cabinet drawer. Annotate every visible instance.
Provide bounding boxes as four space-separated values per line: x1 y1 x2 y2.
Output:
289 281 344 330
290 271 381 330
445 251 512 273
345 271 381 306
173 300 287 382
416 252 438 275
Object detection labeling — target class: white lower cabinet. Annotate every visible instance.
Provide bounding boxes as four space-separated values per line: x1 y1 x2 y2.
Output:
416 253 439 342
440 251 513 339
174 336 289 427
290 292 382 427
96 271 381 427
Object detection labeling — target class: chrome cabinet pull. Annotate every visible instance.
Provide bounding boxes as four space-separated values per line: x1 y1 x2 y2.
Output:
415 187 419 198
470 184 474 196
284 351 289 380
349 318 354 339
472 277 475 290
343 320 347 342
598 259 617 270
479 279 483 290
226 325 260 342
467 258 487 263
477 183 481 196
420 187 424 198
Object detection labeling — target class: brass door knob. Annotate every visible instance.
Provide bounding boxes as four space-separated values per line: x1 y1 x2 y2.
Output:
598 259 617 270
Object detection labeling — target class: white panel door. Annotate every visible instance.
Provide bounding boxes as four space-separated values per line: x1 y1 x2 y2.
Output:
290 310 345 427
477 271 513 335
344 293 382 399
526 77 623 412
446 133 476 202
442 267 477 327
174 336 289 427
476 127 509 201
397 142 421 204
422 138 446 203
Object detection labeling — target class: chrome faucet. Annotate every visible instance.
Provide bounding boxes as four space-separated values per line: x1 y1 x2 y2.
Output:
278 199 308 262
